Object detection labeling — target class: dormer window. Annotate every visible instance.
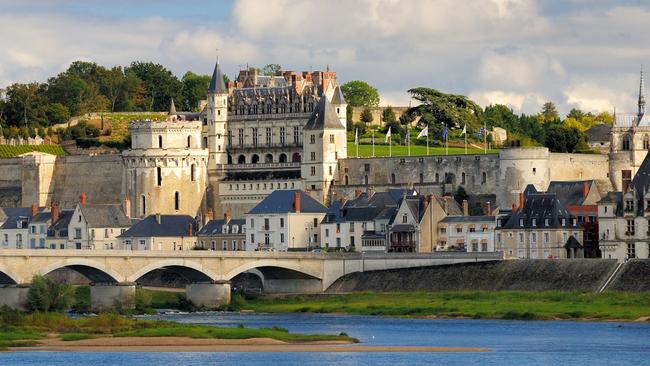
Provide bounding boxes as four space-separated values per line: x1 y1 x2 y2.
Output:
545 218 550 226
561 218 566 226
572 218 577 226
519 218 524 227
532 218 537 227
625 199 634 212
222 225 229 234
232 225 239 234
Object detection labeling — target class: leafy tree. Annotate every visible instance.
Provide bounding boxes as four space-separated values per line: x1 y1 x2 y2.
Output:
181 71 211 111
382 106 397 124
454 186 469 206
126 61 182 111
539 101 559 123
262 64 282 76
45 103 71 125
346 105 354 130
340 80 380 107
360 108 374 123
566 108 584 120
406 88 482 138
27 275 74 312
544 121 583 152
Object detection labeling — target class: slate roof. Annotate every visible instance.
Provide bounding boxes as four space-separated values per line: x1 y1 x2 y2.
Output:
330 85 346 105
322 199 346 224
118 215 196 238
80 204 131 228
30 211 52 224
303 96 345 130
224 170 301 181
441 215 496 223
585 123 611 142
627 151 650 216
248 190 328 215
208 61 227 94
197 219 246 236
0 207 32 226
433 196 463 215
500 193 576 230
48 210 74 238
0 208 32 229
526 180 597 207
564 235 583 249
337 189 409 222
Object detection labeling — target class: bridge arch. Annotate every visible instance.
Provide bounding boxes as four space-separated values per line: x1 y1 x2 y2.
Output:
0 264 20 284
223 260 322 282
127 259 219 283
40 259 124 284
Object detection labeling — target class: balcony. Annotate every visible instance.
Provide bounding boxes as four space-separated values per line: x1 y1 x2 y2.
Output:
227 142 302 153
220 162 300 171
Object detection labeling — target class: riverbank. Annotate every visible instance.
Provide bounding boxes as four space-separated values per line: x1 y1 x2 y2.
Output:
16 336 488 353
232 291 650 321
0 311 357 351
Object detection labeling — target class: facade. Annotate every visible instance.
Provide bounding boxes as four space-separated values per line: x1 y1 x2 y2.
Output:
0 207 35 249
437 203 496 252
245 190 327 251
496 194 584 259
196 214 246 251
67 198 132 250
387 194 428 252
117 214 197 251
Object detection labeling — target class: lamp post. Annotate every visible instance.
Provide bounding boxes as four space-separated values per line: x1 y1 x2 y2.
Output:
306 223 313 251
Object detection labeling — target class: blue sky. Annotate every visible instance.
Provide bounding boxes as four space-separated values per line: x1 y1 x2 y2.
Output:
1 0 650 115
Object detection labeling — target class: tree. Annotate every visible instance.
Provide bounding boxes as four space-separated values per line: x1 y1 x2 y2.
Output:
126 61 182 111
27 275 74 312
382 106 397 124
262 64 282 76
181 71 211 111
566 108 584 120
406 87 482 138
45 103 70 125
454 186 469 206
540 102 559 123
360 108 374 123
340 80 380 107
544 121 583 152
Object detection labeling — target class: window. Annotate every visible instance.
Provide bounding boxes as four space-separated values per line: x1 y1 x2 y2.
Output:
325 228 329 237
264 218 270 230
156 167 162 186
280 233 285 243
313 218 318 228
350 222 355 233
264 234 270 245
519 219 524 227
402 214 408 223
391 173 396 184
266 127 272 145
174 191 180 210
238 129 244 146
311 166 316 176
310 134 316 144
329 134 335 143
622 135 631 150
158 135 163 148
461 172 466 184
350 236 355 247
252 128 258 146
627 243 636 258
532 218 536 227
293 127 300 145
311 152 316 161
531 233 537 243
191 164 196 181
280 218 284 228
329 166 332 175
456 226 462 233
250 218 254 229
627 219 635 235
336 237 341 247
280 127 286 145
544 232 549 243
518 233 524 243
30 225 36 234
74 228 82 239
481 172 487 184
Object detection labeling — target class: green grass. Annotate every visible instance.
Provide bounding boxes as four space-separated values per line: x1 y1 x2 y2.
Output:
0 145 67 158
347 143 497 157
234 291 650 321
0 310 357 345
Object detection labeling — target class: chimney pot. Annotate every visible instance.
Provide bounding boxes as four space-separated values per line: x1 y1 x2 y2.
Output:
188 223 193 236
582 181 589 198
294 191 301 213
519 191 524 210
224 212 231 224
485 201 492 216
80 193 87 206
31 203 38 218
462 199 469 216
51 202 60 224
155 213 161 225
123 196 131 219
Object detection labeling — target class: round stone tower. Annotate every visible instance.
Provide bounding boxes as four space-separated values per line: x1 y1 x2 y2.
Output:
122 114 208 218
497 147 551 209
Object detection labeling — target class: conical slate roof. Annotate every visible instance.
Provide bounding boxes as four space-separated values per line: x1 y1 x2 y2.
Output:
169 98 177 115
629 150 650 215
208 61 227 94
304 96 345 130
331 85 346 104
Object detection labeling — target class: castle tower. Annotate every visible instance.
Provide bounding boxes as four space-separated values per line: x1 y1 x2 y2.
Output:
206 59 229 168
639 66 646 118
330 85 347 131
122 117 208 218
302 96 347 203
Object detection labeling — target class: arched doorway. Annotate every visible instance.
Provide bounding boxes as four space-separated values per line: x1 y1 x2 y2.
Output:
265 154 273 163
252 154 260 164
292 153 301 163
279 153 287 163
238 155 246 164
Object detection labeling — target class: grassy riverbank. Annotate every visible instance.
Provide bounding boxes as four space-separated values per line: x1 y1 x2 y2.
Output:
232 291 650 321
0 310 357 350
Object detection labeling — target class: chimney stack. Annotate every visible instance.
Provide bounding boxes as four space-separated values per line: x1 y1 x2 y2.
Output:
31 203 38 218
354 188 362 199
51 202 60 224
187 223 193 236
123 196 131 219
519 191 524 210
294 191 301 213
484 201 492 216
462 199 469 216
224 211 231 224
423 196 429 211
582 181 589 198
155 213 161 225
79 193 87 206
207 208 214 221
512 203 517 212
443 198 449 214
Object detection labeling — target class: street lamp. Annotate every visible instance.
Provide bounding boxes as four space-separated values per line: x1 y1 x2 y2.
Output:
305 224 313 251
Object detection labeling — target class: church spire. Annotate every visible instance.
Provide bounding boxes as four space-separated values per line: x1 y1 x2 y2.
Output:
168 98 177 116
639 66 646 117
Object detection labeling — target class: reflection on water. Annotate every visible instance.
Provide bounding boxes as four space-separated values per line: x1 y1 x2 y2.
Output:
2 312 650 366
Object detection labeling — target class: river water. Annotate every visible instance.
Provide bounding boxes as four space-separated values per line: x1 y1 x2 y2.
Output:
2 312 649 365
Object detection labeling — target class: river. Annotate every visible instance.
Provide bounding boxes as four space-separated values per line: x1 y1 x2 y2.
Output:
2 312 649 365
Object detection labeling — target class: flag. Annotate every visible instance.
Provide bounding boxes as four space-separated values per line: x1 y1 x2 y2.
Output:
477 127 485 139
441 126 448 139
355 128 358 145
417 127 428 138
461 124 467 135
385 127 391 143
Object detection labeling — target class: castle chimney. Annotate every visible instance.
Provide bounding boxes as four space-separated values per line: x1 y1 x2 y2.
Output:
224 212 231 224
123 197 131 219
294 191 301 213
354 188 362 198
443 198 449 214
462 200 469 216
582 181 589 198
519 191 524 210
207 208 214 221
485 201 492 216
51 202 60 224
423 196 429 211
187 223 193 236
512 203 517 212
155 213 161 225
79 193 87 206
31 203 38 218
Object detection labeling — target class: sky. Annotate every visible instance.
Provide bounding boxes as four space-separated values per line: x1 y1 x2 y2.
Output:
1 0 650 115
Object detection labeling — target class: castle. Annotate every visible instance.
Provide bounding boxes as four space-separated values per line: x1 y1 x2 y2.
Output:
0 64 648 220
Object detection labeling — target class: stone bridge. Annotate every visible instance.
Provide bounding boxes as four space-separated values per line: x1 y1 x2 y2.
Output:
0 250 503 310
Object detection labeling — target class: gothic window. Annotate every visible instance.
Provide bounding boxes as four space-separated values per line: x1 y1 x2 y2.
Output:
252 128 258 146
191 164 196 181
141 195 146 216
461 172 466 184
292 153 301 163
266 128 272 145
158 135 163 148
481 172 487 184
238 129 244 146
187 136 192 148
252 154 259 164
623 135 631 150
280 127 286 145
279 153 287 163
156 167 162 186
293 127 300 145
174 192 180 211
238 155 246 164
644 135 650 150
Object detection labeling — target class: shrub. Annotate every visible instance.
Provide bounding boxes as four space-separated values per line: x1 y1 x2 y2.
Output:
27 276 74 312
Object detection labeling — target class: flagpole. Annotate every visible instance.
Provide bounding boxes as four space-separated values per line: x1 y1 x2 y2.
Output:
484 121 487 154
372 128 375 157
389 135 392 157
407 126 411 157
426 124 429 156
464 124 467 155
445 128 448 156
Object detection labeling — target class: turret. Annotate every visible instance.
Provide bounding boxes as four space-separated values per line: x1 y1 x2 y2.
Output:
639 66 646 118
330 85 347 130
206 59 229 168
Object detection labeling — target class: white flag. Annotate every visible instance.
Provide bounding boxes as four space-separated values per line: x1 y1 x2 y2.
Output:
417 127 428 138
355 128 358 145
385 127 391 143
461 124 467 135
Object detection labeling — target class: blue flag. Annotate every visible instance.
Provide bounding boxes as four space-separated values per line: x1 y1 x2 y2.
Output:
441 127 448 139
477 127 485 139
